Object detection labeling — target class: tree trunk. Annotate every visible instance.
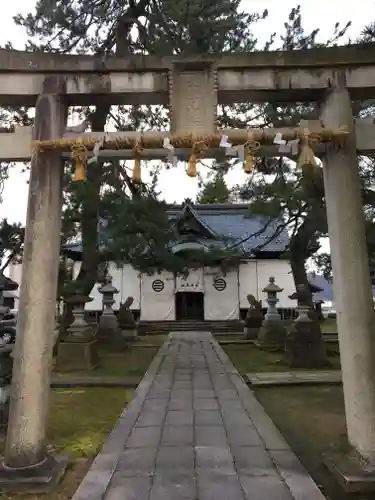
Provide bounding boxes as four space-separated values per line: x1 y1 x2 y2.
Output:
290 254 314 307
69 3 149 299
73 104 109 297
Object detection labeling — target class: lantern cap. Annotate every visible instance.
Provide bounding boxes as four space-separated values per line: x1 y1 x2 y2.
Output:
98 275 119 294
262 276 283 293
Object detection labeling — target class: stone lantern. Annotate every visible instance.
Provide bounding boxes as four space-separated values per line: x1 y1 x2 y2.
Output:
257 276 286 351
98 275 119 340
55 294 99 371
263 276 283 321
285 284 328 368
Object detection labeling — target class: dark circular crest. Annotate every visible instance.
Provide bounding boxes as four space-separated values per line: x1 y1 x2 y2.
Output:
213 277 226 292
152 279 164 292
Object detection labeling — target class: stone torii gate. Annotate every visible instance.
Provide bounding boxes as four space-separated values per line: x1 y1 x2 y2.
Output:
0 44 375 485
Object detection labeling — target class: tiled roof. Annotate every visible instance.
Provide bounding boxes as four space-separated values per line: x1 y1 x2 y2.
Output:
63 203 289 256
168 203 289 254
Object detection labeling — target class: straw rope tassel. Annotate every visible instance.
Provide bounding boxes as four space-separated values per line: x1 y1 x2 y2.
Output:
244 135 260 174
187 137 208 178
187 152 197 177
297 129 318 170
71 143 88 181
132 139 144 183
73 159 86 181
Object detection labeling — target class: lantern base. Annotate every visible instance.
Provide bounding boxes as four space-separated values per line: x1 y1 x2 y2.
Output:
55 340 99 372
285 321 329 369
256 320 287 352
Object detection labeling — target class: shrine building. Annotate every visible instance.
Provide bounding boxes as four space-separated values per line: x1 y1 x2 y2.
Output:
63 202 296 322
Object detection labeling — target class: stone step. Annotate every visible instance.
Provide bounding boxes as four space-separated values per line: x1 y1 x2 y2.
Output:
138 320 242 334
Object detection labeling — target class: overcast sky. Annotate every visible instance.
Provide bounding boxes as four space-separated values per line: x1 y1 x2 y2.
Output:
0 0 373 226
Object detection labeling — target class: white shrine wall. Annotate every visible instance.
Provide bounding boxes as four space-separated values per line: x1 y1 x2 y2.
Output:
7 257 296 317
72 262 140 311
238 261 259 308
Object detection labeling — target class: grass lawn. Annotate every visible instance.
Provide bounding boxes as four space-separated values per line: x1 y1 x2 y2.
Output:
255 386 371 500
53 334 166 379
222 342 340 374
0 387 133 500
321 318 338 333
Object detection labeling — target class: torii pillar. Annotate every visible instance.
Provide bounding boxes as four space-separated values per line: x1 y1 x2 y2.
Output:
320 87 375 463
0 77 68 488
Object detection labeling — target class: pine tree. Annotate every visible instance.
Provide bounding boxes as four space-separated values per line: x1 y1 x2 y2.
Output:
8 0 265 296
196 170 231 204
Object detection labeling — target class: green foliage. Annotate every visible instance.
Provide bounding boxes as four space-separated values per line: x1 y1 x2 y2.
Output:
0 219 24 272
14 0 265 55
4 0 362 298
196 171 231 204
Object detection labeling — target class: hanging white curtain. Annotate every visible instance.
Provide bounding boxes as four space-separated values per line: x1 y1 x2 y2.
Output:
204 268 239 320
140 272 175 320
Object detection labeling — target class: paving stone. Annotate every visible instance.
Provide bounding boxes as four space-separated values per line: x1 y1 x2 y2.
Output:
149 475 196 500
195 410 223 426
126 426 162 448
231 446 277 475
240 475 293 500
195 425 228 446
193 398 219 410
168 398 193 410
143 399 169 411
193 389 215 399
135 410 165 427
170 389 193 400
147 389 170 399
226 425 264 447
197 473 245 500
115 448 157 477
165 410 193 426
216 389 238 399
161 425 194 446
105 477 152 500
219 400 244 413
173 382 192 390
72 332 325 500
155 446 194 470
195 445 236 475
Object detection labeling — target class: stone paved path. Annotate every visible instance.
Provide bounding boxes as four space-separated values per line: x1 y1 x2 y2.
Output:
72 332 326 500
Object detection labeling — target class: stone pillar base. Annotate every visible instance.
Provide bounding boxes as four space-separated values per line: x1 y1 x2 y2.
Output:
55 340 99 372
324 450 375 493
0 454 68 493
